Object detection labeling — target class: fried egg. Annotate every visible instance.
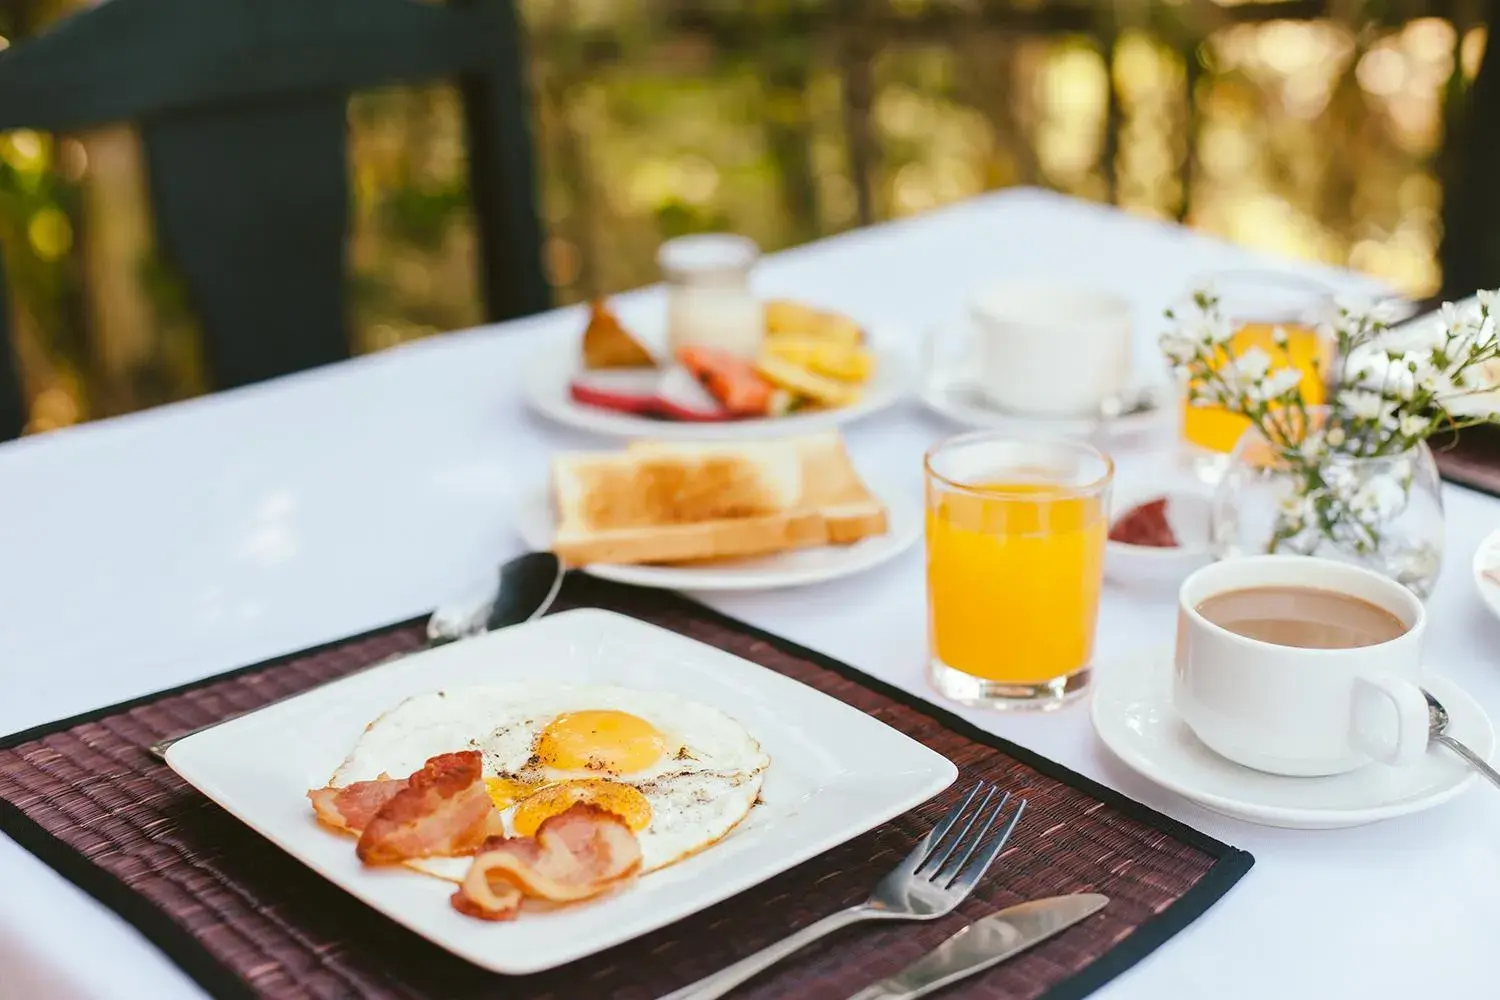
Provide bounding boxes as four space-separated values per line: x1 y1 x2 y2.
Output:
329 683 769 878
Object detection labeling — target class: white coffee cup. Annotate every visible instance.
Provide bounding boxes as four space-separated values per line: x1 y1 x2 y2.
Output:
1174 555 1429 777
958 280 1134 418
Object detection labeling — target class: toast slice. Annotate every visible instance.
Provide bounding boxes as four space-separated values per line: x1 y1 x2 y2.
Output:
550 443 828 566
789 431 888 544
628 432 887 546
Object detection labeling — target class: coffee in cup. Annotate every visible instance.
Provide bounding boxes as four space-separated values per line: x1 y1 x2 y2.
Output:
1175 555 1429 776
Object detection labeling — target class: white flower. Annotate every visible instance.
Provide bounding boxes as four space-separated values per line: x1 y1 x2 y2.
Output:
1410 355 1458 398
1259 368 1303 400
1200 313 1234 346
1366 299 1407 325
1233 346 1272 383
1277 489 1318 529
1302 428 1338 464
1159 330 1199 366
1325 425 1346 449
1337 388 1389 422
1349 478 1407 522
1443 300 1484 340
1398 413 1431 439
1478 289 1498 314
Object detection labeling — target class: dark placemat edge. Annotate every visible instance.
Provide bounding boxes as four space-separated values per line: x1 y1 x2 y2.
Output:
1440 466 1500 500
0 594 1254 1000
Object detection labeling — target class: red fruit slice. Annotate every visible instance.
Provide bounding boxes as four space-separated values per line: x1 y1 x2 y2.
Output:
652 367 733 421
568 367 734 421
678 345 775 417
569 368 662 415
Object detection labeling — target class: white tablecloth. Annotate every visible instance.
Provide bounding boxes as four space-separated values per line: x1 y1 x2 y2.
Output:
3 188 1497 1000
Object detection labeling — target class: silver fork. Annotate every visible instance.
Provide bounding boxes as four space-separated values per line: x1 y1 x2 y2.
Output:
657 783 1026 1000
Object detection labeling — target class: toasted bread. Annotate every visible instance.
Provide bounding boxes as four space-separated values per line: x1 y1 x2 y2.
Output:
582 298 655 369
789 431 888 544
629 432 886 546
551 444 828 566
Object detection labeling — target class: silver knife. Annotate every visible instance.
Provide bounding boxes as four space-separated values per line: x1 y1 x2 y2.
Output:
845 893 1109 1000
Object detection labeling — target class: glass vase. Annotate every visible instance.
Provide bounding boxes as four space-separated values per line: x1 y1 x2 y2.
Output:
1211 426 1445 598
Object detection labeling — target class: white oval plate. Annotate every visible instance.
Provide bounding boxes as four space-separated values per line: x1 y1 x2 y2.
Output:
521 322 915 442
1472 528 1500 621
515 481 922 591
1092 647 1490 829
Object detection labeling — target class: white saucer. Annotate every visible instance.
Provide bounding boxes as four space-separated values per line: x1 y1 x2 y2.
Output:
1472 528 1500 621
514 479 921 591
521 317 915 442
919 368 1171 440
1092 647 1492 829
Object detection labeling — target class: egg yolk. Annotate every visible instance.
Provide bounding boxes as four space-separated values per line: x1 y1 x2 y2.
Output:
485 776 541 810
536 710 668 775
511 778 652 836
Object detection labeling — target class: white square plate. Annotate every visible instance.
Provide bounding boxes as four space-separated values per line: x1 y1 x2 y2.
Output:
166 609 957 974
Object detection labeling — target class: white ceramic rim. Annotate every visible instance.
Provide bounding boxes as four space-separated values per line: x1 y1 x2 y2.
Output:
1472 528 1500 619
1177 553 1426 658
968 279 1133 330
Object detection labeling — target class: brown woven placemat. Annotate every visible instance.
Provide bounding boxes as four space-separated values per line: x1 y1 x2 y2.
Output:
0 575 1251 1000
1436 425 1500 497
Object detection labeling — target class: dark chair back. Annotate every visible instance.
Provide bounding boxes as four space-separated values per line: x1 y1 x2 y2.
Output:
0 0 548 440
1440 0 1500 301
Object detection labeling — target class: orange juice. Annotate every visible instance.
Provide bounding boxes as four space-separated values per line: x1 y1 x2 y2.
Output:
1182 321 1329 454
926 483 1106 686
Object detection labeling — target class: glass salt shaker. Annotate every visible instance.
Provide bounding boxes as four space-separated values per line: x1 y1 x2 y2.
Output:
656 234 764 360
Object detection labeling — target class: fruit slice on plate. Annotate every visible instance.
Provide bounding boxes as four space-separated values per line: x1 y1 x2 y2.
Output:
654 367 735 421
582 299 657 370
568 368 733 422
755 355 861 408
679 346 792 417
762 338 876 383
764 299 864 345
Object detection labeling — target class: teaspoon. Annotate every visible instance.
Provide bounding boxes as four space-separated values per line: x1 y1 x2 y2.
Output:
1423 688 1500 791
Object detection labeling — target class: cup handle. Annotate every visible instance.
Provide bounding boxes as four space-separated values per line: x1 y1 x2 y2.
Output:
1351 673 1430 767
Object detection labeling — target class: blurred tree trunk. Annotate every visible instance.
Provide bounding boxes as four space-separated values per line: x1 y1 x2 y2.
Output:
836 1 876 226
757 21 821 246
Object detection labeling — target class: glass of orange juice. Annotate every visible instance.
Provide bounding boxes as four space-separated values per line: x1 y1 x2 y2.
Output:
1179 271 1334 479
924 433 1113 710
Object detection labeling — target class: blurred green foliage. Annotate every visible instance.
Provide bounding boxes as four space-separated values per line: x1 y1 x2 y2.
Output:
0 0 1488 432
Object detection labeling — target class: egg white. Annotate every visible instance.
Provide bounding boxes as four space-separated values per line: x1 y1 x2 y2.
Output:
327 682 769 878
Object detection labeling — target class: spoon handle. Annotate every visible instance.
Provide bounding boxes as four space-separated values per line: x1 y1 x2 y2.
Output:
1435 734 1500 790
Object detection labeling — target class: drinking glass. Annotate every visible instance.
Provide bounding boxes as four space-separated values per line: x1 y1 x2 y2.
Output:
924 433 1113 710
1179 271 1334 481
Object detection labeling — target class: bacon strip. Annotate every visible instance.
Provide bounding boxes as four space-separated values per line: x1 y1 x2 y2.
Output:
353 751 498 866
451 804 643 921
307 777 407 834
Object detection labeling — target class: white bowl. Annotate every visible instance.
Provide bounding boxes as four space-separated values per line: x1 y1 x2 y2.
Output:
1105 486 1215 590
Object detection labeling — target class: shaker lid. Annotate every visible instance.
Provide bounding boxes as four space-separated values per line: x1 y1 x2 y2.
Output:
657 233 760 278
